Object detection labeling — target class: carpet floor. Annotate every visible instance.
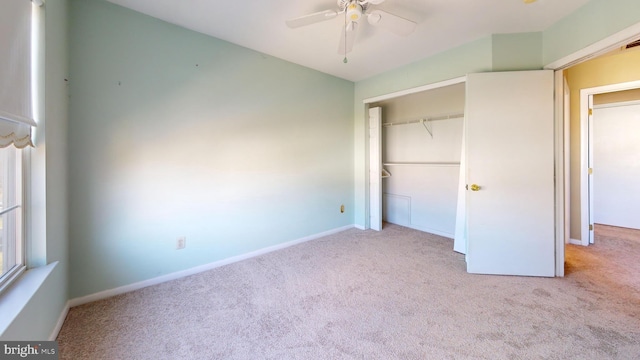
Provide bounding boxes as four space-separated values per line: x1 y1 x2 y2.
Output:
57 224 640 359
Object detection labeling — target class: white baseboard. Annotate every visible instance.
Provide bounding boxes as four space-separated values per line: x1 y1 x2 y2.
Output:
69 224 354 308
49 301 70 341
569 238 584 246
406 224 454 239
354 224 366 230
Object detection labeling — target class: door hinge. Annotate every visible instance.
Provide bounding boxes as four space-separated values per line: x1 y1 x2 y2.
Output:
589 224 594 231
588 168 593 175
589 108 593 116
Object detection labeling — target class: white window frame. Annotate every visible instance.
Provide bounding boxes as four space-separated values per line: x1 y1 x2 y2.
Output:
0 146 26 292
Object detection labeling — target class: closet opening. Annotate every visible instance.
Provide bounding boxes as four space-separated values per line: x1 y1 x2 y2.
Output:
366 80 466 245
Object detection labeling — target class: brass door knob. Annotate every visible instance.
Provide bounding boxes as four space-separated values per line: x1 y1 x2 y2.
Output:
470 184 481 191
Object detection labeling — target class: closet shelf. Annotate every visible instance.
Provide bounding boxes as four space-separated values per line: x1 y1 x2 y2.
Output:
382 112 464 138
383 162 461 167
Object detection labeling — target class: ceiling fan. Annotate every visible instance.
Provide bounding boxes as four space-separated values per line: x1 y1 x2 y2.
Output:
286 0 417 56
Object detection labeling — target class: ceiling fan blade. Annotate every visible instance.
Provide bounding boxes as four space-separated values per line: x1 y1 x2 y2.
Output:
286 9 338 28
338 21 359 55
367 9 416 36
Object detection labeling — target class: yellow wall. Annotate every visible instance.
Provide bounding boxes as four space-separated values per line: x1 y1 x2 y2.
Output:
594 88 640 105
565 47 640 240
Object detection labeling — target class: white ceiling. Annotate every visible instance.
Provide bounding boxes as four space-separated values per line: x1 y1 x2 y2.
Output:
105 0 592 82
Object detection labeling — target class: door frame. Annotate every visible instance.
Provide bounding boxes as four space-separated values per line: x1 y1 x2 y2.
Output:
552 70 568 277
578 80 640 246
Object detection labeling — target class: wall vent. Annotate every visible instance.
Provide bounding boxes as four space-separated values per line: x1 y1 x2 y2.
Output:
626 39 640 49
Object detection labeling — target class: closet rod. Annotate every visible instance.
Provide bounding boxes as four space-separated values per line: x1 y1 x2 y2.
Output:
381 112 464 127
383 162 461 167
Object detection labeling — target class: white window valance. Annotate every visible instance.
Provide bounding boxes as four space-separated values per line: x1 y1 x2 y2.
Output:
0 0 38 148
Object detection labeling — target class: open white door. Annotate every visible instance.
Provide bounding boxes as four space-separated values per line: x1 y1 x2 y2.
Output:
369 107 382 231
593 101 640 230
466 71 555 277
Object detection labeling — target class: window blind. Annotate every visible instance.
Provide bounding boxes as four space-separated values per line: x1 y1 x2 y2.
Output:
0 0 37 148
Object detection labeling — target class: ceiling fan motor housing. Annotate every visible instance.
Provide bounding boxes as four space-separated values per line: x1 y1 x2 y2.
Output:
338 0 368 13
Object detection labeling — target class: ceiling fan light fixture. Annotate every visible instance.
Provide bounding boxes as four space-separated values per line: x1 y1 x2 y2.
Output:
523 0 537 4
347 3 363 22
288 0 415 58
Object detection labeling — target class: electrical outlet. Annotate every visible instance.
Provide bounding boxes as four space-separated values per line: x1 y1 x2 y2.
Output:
340 204 345 213
176 236 186 250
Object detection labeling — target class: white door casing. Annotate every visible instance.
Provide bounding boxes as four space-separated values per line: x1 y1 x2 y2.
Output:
588 95 595 244
466 71 556 277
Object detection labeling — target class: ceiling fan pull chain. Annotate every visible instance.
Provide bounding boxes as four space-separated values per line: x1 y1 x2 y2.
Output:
343 6 348 63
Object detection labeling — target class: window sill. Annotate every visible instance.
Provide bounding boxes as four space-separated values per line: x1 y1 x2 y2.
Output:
0 261 57 336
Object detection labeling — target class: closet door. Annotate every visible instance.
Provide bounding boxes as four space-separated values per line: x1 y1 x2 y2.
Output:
466 71 555 277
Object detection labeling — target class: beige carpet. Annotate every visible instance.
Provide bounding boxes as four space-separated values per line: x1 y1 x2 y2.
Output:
57 224 640 359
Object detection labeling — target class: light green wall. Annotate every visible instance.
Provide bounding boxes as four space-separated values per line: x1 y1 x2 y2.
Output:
1 0 69 340
68 0 354 298
543 0 640 65
356 37 493 100
44 0 69 301
492 33 543 71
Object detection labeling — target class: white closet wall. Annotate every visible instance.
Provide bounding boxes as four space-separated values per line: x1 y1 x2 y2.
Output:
372 83 465 237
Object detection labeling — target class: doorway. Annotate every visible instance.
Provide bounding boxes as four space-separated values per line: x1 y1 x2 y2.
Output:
544 33 640 281
565 47 640 246
582 83 640 244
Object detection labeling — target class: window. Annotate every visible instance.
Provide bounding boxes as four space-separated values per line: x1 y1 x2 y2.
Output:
0 0 38 292
0 146 24 290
